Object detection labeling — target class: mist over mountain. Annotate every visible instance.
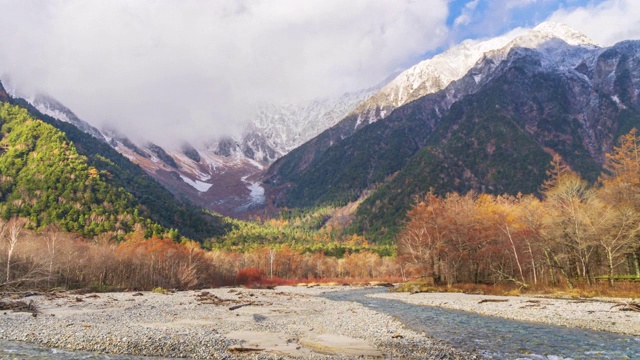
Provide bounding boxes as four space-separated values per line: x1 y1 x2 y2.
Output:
4 20 640 243
3 78 377 216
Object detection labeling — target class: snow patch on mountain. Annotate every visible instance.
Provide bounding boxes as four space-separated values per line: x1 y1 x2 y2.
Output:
239 175 265 210
179 174 213 193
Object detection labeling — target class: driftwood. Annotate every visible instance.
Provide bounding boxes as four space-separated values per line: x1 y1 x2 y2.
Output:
0 291 44 299
0 300 38 314
229 302 254 311
478 299 509 304
611 302 640 312
228 345 264 352
196 292 236 306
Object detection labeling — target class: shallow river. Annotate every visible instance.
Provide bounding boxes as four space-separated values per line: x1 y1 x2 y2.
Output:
0 339 155 359
324 288 640 359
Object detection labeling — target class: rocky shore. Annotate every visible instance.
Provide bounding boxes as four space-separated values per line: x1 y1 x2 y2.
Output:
0 286 470 359
371 291 640 336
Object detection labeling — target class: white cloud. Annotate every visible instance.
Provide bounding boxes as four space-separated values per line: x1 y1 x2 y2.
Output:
549 0 640 46
0 0 449 146
454 0 480 27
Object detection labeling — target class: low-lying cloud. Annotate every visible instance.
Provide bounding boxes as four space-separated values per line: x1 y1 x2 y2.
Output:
0 0 449 146
3 1 638 147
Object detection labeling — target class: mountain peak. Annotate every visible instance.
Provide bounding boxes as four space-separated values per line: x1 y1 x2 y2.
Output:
349 22 600 127
531 21 599 47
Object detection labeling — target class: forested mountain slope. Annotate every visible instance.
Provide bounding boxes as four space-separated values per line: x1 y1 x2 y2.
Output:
0 87 229 241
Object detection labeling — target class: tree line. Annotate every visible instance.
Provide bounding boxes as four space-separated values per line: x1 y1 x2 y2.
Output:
0 222 400 291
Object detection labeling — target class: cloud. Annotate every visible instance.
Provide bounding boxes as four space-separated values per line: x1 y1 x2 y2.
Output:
549 0 640 46
453 0 480 27
0 0 449 146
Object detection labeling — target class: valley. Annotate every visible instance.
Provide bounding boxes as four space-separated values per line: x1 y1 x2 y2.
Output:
2 9 640 359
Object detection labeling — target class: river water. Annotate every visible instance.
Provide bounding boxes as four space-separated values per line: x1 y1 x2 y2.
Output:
0 339 156 359
323 288 640 359
3 288 640 359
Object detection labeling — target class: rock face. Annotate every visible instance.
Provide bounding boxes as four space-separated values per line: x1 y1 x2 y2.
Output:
0 80 9 102
264 23 640 240
104 88 377 216
350 22 598 130
209 87 378 164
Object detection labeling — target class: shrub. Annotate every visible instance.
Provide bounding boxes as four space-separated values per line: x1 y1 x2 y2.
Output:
152 287 168 294
236 268 264 286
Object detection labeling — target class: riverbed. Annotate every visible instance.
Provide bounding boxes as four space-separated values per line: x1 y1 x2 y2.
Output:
0 286 465 359
2 286 640 359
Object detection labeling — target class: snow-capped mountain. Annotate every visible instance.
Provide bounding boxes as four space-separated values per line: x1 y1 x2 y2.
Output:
106 132 268 215
350 21 599 128
266 22 605 184
210 87 378 164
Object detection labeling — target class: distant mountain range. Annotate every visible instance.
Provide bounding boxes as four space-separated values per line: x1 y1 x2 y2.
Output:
264 22 640 241
4 21 640 243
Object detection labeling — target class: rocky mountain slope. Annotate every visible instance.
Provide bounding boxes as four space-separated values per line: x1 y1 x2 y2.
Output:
264 22 640 241
240 88 378 163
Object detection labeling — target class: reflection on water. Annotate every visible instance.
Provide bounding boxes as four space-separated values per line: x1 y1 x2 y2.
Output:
323 288 640 360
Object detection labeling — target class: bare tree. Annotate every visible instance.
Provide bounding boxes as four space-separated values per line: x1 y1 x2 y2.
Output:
543 173 598 285
43 224 61 287
267 248 277 279
5 217 23 284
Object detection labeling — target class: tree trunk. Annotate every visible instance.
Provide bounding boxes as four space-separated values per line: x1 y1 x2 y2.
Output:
526 240 537 285
607 249 616 287
505 225 526 285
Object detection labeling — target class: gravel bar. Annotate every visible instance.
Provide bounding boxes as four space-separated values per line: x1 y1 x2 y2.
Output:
0 286 473 359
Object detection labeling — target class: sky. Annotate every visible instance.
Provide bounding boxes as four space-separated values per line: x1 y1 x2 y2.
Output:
0 0 639 147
